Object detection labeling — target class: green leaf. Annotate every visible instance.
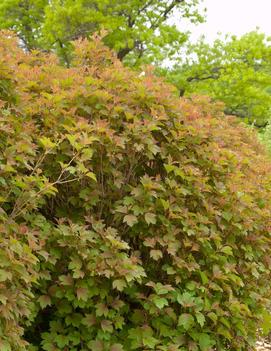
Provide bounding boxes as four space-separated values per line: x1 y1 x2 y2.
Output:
82 314 96 327
199 271 208 285
0 340 11 351
59 274 73 286
262 309 271 335
178 313 195 330
88 340 104 351
101 320 113 333
217 326 232 340
145 212 157 225
55 335 68 348
150 249 163 260
198 333 214 351
207 312 217 324
76 287 88 301
153 296 168 309
86 171 97 181
196 312 205 327
177 292 195 307
38 295 52 309
160 199 169 210
0 269 12 282
123 214 138 227
39 136 56 150
113 279 127 291
142 336 159 348
110 344 124 351
222 212 232 222
220 246 233 255
41 342 55 351
96 303 109 317
0 294 7 305
220 317 231 329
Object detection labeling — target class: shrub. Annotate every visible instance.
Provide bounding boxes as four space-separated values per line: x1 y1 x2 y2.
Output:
0 31 271 351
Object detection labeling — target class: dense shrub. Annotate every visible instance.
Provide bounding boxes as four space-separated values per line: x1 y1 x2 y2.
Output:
0 31 271 351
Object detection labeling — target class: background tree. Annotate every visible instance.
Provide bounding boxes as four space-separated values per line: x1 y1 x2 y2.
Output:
0 0 48 50
161 31 271 126
0 0 205 65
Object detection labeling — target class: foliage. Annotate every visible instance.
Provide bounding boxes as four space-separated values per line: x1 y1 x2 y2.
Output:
258 122 271 154
161 31 271 126
0 31 271 351
0 0 47 50
0 0 204 66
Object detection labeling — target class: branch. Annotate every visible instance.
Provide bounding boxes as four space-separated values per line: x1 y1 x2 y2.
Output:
179 88 185 97
57 39 71 67
118 0 184 61
150 0 185 30
117 46 133 60
10 151 81 219
186 65 224 83
186 73 220 82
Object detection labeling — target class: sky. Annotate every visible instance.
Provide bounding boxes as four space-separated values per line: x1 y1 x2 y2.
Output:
180 0 271 42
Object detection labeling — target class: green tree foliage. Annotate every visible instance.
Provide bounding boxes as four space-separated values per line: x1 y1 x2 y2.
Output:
0 0 47 50
163 31 271 126
0 0 204 65
0 32 271 351
259 122 271 154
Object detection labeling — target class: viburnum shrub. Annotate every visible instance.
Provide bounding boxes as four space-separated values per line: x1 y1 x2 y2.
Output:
0 31 271 351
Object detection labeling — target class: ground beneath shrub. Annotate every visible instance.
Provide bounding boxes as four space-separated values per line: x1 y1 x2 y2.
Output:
256 339 271 350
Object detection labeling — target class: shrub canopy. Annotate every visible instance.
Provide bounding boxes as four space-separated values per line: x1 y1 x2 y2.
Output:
0 32 271 351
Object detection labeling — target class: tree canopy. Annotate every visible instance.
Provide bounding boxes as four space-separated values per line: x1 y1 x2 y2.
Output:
0 0 204 65
162 31 271 126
